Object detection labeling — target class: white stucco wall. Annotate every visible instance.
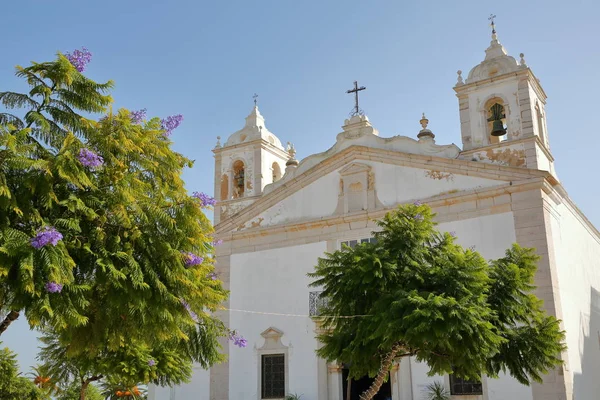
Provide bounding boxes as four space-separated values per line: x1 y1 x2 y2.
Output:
241 162 503 230
229 241 327 400
550 203 600 399
148 365 210 400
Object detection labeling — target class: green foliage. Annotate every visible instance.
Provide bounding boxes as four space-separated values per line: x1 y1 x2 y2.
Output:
309 203 566 385
424 381 450 400
0 51 228 388
0 343 46 400
55 381 104 400
285 394 303 400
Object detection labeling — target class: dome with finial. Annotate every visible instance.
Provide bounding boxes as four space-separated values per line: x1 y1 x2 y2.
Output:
223 105 284 149
465 18 524 84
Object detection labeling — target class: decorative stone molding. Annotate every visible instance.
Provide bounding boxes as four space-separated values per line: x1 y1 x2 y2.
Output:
334 162 383 214
216 145 551 235
263 115 460 196
256 327 290 400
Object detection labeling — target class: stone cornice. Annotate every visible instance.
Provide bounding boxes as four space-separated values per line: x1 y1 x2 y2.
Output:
454 69 547 101
215 145 551 235
212 138 288 159
218 177 551 249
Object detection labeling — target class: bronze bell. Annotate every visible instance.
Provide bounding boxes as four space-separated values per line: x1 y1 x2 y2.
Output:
490 120 507 136
488 103 507 137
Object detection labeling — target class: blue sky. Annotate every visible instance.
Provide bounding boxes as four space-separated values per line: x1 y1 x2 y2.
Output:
2 0 599 371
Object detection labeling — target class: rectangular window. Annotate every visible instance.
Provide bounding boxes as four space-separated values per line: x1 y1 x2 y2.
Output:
261 354 285 399
341 237 377 249
450 374 483 395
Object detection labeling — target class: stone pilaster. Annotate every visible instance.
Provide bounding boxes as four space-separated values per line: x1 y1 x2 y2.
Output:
210 253 231 400
512 188 572 400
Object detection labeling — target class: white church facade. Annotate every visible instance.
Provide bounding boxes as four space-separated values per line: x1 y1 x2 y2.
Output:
149 27 600 400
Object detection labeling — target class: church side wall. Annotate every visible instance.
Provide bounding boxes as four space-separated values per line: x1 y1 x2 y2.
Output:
229 241 327 400
550 201 600 399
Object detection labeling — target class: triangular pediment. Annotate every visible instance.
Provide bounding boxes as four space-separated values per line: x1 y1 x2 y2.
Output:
216 145 550 234
261 327 284 339
338 162 371 175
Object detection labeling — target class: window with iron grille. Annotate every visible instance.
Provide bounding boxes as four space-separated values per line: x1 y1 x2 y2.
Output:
450 374 483 395
340 237 377 249
261 354 285 399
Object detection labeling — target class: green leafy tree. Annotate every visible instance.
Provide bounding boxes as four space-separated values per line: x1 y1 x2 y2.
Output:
309 203 566 400
0 344 45 400
55 380 103 400
0 50 230 396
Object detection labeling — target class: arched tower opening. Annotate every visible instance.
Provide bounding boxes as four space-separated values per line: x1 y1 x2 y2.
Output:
484 97 507 144
233 160 245 198
272 162 282 183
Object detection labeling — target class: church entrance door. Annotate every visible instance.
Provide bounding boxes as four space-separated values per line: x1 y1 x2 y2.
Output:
341 368 392 400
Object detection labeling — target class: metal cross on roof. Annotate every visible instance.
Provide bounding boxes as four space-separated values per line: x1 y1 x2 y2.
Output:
253 93 258 106
488 14 497 34
346 81 366 117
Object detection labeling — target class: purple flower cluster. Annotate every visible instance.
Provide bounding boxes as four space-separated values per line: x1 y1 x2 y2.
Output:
449 231 457 238
208 272 218 280
31 227 63 249
78 148 104 168
414 213 424 221
180 299 199 322
45 282 63 293
212 239 223 246
65 47 92 72
160 114 183 136
148 359 156 367
193 192 216 207
130 108 147 124
413 200 422 206
182 251 204 267
229 330 248 348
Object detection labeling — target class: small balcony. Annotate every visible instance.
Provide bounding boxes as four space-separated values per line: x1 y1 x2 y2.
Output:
309 291 329 317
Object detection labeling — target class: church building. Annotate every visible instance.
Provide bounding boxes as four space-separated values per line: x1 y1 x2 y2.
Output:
149 23 599 400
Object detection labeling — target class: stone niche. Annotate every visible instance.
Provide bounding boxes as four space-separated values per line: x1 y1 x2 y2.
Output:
334 163 382 215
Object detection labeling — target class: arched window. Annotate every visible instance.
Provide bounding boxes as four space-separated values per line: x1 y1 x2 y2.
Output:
220 174 229 201
535 103 546 146
272 162 282 183
485 97 507 144
232 160 245 198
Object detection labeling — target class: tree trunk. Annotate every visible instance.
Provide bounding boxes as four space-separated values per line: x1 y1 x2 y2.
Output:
79 375 102 400
358 344 403 400
0 311 19 336
80 381 89 400
346 376 352 400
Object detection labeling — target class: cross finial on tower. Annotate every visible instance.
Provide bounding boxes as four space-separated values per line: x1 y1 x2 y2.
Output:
253 93 258 107
346 81 367 117
488 14 497 35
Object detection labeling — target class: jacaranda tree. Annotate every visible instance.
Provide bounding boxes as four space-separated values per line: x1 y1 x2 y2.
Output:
0 48 242 398
0 343 45 400
309 203 566 400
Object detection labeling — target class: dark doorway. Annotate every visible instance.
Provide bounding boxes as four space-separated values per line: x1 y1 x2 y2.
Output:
342 368 392 400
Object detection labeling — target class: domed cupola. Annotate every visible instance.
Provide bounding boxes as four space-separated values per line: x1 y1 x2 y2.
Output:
465 29 524 84
223 105 284 150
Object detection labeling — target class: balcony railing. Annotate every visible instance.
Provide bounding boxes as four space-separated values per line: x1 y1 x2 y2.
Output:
309 291 329 316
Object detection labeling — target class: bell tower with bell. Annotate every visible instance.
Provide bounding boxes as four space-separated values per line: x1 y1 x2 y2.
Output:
212 96 290 225
454 16 555 176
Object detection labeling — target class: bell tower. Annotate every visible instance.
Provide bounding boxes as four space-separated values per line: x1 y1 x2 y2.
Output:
212 102 289 225
454 18 555 176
